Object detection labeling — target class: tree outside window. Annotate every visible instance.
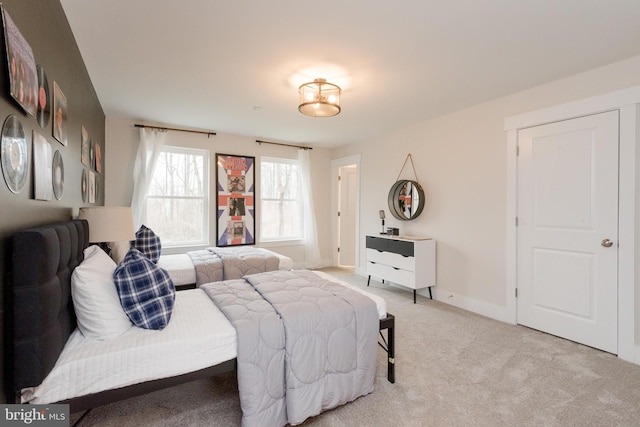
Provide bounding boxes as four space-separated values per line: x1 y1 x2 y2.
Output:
260 157 302 241
146 146 208 246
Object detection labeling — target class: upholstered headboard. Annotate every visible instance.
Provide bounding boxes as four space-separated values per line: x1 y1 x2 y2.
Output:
5 220 89 398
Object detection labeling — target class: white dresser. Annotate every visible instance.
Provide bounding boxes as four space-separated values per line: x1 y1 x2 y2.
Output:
366 235 436 303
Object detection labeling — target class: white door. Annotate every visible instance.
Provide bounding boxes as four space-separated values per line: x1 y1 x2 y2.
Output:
517 110 619 354
338 165 357 266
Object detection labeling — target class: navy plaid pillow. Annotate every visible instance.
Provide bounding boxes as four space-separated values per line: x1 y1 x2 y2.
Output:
113 247 176 330
133 225 161 263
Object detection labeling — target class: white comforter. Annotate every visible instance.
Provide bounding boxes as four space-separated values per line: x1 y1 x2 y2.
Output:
22 289 237 405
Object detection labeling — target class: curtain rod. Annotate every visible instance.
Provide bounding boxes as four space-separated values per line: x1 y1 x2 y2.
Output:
255 139 313 150
135 124 216 138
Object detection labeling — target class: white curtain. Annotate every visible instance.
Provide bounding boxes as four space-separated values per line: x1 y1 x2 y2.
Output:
299 148 321 268
131 127 167 229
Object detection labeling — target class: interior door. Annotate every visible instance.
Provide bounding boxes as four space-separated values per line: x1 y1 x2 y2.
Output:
338 165 357 266
517 110 619 354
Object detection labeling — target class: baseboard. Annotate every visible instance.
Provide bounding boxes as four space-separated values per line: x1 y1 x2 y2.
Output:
356 268 508 323
425 287 508 323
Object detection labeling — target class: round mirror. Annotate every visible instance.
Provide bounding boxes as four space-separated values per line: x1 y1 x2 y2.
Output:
388 180 425 220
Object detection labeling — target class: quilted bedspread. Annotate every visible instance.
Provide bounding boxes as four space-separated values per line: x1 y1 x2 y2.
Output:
202 270 379 427
187 247 280 286
187 249 224 285
211 246 280 280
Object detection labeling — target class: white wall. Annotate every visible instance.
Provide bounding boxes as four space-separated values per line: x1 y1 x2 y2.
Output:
332 55 640 322
104 118 333 267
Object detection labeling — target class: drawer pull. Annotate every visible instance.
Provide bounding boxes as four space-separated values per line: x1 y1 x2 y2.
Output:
392 267 400 270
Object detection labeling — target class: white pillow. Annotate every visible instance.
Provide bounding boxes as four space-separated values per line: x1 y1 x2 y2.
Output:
71 245 133 339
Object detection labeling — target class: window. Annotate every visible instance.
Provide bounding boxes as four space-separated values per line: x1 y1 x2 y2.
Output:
146 146 208 246
260 157 302 241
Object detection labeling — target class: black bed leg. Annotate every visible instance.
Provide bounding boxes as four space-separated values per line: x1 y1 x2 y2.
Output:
379 314 395 384
387 318 395 383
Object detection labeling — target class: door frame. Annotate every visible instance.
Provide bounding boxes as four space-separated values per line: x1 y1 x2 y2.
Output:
331 154 361 268
505 86 640 363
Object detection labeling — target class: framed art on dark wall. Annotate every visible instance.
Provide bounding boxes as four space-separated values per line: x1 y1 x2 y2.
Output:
52 81 67 146
215 153 255 246
2 6 38 117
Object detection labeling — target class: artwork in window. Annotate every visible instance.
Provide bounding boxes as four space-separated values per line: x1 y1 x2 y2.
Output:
2 6 38 117
216 153 255 246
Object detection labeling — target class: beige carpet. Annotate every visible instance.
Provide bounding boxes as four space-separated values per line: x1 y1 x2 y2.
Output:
71 268 640 426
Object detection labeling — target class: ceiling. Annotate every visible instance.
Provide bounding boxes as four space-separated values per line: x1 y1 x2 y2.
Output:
59 0 640 148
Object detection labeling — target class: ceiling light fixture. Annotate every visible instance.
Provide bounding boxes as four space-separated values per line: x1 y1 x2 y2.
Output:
298 78 341 117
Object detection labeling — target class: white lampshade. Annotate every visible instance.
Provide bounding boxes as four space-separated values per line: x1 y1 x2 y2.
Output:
78 206 135 243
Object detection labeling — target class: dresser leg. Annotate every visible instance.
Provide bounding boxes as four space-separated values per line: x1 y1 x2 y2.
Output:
367 275 371 286
428 286 433 300
413 289 416 304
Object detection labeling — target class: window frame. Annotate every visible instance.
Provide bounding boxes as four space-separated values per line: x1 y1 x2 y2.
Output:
144 145 209 248
259 156 304 244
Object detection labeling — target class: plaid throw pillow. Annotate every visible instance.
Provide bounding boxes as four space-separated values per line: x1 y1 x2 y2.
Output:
113 247 176 330
133 225 161 263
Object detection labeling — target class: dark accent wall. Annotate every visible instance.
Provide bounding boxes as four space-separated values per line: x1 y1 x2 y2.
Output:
0 0 104 402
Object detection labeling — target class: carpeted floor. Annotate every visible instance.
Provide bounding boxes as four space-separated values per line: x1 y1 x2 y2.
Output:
71 268 640 426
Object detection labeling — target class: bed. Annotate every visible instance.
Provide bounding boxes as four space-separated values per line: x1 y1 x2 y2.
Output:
5 220 395 425
158 246 294 289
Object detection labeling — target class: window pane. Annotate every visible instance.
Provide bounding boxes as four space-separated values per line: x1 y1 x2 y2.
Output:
146 198 204 244
144 146 208 246
261 162 300 199
149 151 205 197
261 200 301 239
260 158 303 241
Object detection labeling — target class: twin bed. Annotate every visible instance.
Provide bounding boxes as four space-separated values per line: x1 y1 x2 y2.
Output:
5 220 395 426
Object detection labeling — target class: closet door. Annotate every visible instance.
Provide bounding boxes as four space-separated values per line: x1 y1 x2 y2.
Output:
517 110 619 353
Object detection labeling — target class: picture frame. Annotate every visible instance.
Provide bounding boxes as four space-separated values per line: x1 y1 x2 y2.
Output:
33 131 52 201
2 6 38 117
52 81 67 146
215 153 255 246
81 126 89 166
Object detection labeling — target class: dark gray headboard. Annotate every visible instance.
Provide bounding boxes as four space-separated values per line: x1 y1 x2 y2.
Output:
5 220 89 397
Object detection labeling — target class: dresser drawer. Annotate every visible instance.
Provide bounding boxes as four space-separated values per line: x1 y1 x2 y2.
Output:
366 248 415 272
367 261 417 289
366 235 388 251
387 239 413 257
366 236 414 257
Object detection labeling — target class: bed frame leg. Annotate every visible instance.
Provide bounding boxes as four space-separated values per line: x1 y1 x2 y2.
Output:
379 314 395 384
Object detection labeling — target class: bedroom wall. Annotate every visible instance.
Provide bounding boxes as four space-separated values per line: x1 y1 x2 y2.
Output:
104 117 333 268
0 1 105 403
332 53 640 348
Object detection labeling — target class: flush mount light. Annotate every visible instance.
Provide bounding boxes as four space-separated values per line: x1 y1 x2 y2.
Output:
298 78 341 117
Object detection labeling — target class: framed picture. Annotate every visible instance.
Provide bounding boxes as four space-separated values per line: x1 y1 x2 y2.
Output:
94 141 102 172
216 153 255 246
81 126 90 166
88 170 96 203
33 131 52 201
2 6 38 117
52 81 67 146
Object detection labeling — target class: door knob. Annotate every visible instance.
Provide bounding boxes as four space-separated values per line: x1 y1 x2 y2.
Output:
601 239 614 248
